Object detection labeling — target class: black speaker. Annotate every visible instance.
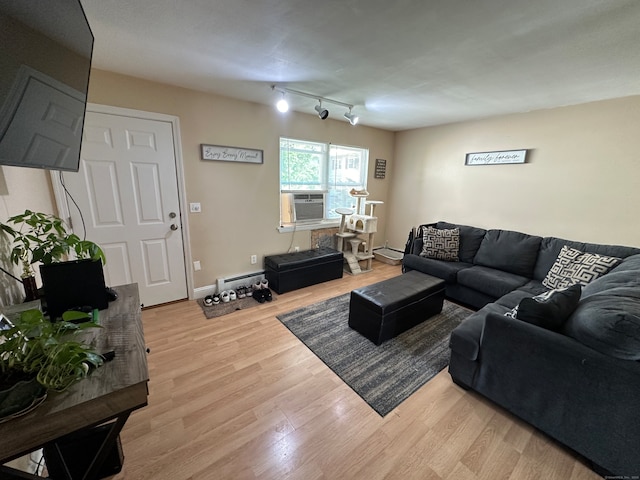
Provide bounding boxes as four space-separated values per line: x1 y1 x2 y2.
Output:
43 423 124 479
40 259 108 320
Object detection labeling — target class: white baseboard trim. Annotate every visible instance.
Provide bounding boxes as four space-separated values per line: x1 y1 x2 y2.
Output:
193 285 215 299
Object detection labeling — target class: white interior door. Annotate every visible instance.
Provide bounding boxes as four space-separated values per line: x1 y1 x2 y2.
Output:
59 109 188 307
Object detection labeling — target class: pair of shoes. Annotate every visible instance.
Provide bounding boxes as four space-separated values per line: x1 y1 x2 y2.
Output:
236 286 247 299
253 288 273 303
204 295 214 306
252 279 269 293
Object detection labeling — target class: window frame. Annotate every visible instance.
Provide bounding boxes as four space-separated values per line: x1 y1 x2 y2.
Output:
278 137 369 231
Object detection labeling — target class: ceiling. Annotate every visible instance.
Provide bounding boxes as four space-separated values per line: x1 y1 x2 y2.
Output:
79 0 640 131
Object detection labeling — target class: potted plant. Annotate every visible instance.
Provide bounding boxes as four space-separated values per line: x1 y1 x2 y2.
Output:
0 210 105 301
0 309 103 420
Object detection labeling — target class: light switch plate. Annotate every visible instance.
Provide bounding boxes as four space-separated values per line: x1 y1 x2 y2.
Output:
190 202 201 213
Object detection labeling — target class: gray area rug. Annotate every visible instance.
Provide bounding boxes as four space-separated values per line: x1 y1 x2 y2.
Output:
277 294 471 416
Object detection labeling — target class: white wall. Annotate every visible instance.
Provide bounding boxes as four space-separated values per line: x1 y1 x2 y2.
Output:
387 95 640 250
0 167 55 305
55 70 395 290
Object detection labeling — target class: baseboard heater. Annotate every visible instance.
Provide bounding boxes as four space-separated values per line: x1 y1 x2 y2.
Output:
216 271 266 293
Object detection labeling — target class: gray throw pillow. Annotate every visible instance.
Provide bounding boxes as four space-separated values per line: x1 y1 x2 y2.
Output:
517 284 582 331
543 245 621 289
420 227 459 261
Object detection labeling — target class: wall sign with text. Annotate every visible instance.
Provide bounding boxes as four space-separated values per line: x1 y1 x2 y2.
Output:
465 149 527 166
201 144 263 164
375 158 387 178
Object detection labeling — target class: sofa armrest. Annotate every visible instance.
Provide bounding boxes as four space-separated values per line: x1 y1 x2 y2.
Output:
476 312 640 475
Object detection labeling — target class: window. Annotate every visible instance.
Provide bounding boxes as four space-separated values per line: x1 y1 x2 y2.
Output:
280 137 368 224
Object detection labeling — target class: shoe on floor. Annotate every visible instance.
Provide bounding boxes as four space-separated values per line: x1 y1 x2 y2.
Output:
263 289 272 302
204 295 214 306
253 289 266 303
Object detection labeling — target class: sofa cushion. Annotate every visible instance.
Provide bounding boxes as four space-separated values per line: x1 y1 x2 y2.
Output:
542 245 621 289
473 229 542 277
435 222 487 263
516 284 582 331
533 236 640 281
495 289 535 309
420 227 459 261
581 253 640 298
516 280 548 296
457 266 529 299
402 254 472 283
564 292 640 360
532 237 587 281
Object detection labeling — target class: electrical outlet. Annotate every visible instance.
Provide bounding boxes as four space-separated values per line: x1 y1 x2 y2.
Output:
250 254 257 265
294 246 300 252
189 202 201 213
193 260 201 271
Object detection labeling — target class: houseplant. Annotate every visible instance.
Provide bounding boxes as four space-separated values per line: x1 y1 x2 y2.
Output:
0 308 103 420
0 210 105 301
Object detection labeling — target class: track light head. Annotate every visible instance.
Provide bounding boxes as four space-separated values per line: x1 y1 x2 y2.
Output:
315 102 329 120
344 108 359 126
276 97 289 113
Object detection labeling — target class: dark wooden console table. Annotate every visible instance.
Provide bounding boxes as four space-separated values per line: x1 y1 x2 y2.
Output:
0 283 149 480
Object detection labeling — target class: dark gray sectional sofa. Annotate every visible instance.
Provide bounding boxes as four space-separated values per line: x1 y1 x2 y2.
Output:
402 221 640 476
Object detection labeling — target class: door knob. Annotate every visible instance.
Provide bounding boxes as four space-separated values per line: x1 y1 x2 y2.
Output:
170 224 178 231
169 212 177 219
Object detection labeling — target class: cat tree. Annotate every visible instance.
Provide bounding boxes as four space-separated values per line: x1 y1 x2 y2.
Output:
336 190 383 275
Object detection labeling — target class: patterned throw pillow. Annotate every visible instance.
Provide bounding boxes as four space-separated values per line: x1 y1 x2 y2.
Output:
504 305 519 319
420 227 460 261
542 245 621 289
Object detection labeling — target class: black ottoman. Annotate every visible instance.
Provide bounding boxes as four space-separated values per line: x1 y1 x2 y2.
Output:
349 271 445 345
265 247 344 294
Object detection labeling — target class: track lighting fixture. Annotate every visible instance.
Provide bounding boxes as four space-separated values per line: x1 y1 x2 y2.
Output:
315 101 329 120
271 85 359 125
344 108 359 125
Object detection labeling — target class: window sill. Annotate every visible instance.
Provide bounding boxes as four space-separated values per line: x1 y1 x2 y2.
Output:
278 220 340 233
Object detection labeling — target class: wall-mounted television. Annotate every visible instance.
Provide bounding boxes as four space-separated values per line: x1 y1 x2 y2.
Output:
0 0 93 172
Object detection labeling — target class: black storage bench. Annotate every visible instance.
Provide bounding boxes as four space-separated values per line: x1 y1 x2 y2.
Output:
349 271 445 345
265 247 344 294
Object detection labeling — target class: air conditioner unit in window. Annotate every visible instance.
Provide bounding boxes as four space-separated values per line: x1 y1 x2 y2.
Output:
281 192 325 223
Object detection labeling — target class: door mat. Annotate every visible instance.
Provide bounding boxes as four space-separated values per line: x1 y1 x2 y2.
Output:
197 293 277 319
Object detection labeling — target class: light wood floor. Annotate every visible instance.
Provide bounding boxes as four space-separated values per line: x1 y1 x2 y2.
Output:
111 261 600 480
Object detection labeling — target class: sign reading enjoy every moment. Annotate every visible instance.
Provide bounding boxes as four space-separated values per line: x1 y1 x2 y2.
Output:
465 149 527 165
201 144 263 164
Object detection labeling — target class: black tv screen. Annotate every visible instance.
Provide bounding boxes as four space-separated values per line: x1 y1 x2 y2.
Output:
0 0 93 172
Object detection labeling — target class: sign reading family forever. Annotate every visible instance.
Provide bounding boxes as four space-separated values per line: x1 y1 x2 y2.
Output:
465 149 527 166
201 144 263 164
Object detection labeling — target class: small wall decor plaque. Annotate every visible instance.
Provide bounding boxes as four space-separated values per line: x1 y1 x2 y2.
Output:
375 158 387 178
201 144 263 164
465 149 527 166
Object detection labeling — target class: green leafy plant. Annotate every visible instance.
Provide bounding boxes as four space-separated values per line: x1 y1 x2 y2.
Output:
0 210 105 277
0 309 103 392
